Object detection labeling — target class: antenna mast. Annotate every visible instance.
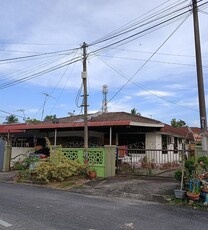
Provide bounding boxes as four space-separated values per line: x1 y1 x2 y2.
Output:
102 85 108 113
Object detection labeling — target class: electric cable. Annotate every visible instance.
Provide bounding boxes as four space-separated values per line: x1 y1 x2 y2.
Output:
88 1 207 55
100 54 208 68
0 54 70 84
88 13 199 113
0 109 24 119
90 0 189 46
49 50 79 114
0 56 82 90
0 48 79 63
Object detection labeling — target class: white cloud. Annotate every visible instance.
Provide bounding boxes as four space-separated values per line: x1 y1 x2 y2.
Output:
0 0 207 126
136 90 175 97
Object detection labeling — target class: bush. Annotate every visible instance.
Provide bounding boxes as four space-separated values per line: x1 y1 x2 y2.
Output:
13 156 39 170
174 170 182 182
35 147 86 183
184 157 195 179
197 156 208 170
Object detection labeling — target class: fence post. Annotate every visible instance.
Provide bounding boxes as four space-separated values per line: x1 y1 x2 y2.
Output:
2 145 12 172
104 145 116 177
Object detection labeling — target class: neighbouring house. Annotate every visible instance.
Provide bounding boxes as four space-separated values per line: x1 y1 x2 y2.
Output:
0 112 195 165
190 127 202 144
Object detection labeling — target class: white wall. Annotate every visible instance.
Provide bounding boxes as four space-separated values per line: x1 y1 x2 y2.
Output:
145 133 181 163
146 133 162 149
11 147 34 165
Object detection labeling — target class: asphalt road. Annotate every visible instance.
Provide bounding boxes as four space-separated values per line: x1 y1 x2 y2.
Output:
0 182 207 230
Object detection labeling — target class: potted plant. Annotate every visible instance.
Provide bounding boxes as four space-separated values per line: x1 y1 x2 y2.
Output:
186 163 201 200
88 169 97 179
187 180 200 200
174 152 186 199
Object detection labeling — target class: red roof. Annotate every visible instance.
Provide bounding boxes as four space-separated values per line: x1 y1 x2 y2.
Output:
0 112 163 134
160 125 195 140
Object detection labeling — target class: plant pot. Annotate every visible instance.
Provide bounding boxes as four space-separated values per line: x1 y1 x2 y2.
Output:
174 189 186 199
187 191 200 200
88 171 97 179
201 187 208 193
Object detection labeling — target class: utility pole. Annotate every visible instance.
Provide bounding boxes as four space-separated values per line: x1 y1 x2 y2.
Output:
82 42 88 161
192 0 208 155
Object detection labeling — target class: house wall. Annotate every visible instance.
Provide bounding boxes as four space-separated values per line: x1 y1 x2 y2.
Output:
145 133 181 163
11 147 34 166
146 133 161 149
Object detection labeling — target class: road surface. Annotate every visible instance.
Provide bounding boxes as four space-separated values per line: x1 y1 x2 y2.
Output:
0 182 207 230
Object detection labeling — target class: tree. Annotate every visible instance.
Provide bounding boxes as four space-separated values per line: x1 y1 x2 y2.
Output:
131 108 141 116
25 118 41 124
170 118 187 128
44 115 57 122
5 115 19 124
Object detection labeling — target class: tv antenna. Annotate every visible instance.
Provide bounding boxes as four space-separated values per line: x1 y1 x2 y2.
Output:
41 92 55 121
17 109 26 121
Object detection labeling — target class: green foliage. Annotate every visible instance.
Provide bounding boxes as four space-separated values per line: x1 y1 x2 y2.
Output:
13 138 89 184
197 156 208 170
44 115 57 122
131 108 141 116
170 118 187 128
17 170 32 181
174 170 182 182
183 156 208 182
4 114 19 124
25 118 41 124
35 147 87 183
13 156 39 171
184 157 195 179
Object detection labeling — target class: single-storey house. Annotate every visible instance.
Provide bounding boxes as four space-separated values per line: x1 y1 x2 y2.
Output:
0 112 195 164
0 112 194 149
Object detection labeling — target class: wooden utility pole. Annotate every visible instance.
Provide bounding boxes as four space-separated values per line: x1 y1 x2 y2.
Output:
82 42 88 160
192 0 208 154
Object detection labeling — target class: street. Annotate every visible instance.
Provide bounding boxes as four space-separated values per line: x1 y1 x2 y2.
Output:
0 182 207 230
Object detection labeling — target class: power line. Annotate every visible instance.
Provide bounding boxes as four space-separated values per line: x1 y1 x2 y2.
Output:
0 56 82 90
89 0 188 46
88 13 199 113
96 47 208 58
93 52 199 113
0 41 79 46
0 53 72 85
0 48 79 63
88 1 207 55
100 54 208 68
0 109 24 119
89 0 174 46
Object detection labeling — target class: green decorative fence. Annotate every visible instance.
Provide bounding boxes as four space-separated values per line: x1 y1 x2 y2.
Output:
61 146 115 178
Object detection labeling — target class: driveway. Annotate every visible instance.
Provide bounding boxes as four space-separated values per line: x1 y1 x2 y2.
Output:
0 170 179 203
70 175 179 203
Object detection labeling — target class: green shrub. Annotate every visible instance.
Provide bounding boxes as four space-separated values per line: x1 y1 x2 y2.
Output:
197 156 208 170
184 157 195 179
174 170 182 182
35 147 86 183
13 156 39 170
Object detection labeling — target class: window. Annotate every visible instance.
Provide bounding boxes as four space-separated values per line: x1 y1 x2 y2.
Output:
162 135 168 154
174 137 178 154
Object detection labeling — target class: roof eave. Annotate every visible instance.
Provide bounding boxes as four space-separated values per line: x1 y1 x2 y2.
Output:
130 121 164 128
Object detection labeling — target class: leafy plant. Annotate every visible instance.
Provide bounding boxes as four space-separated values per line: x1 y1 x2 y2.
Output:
174 170 182 182
12 156 39 170
184 157 195 179
35 145 87 183
197 156 208 170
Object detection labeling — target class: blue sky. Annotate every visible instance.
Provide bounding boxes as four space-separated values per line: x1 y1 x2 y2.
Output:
0 0 208 127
